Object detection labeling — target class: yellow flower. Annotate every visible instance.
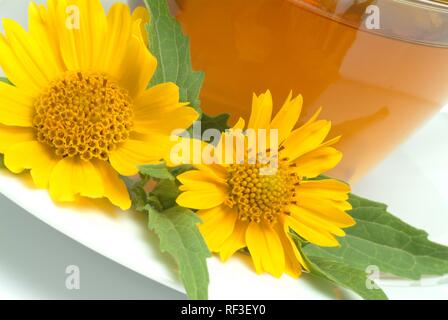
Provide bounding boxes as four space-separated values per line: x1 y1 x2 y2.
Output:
176 90 355 278
0 0 199 209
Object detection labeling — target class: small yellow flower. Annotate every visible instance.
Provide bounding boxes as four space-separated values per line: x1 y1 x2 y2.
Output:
0 0 199 209
176 91 355 278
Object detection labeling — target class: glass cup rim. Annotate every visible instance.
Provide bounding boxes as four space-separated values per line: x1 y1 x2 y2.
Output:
413 0 448 10
289 0 448 47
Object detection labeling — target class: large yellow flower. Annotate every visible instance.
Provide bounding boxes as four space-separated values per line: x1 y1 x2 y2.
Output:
176 91 355 278
0 0 199 209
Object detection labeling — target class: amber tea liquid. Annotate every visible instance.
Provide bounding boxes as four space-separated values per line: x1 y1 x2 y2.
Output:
175 0 448 181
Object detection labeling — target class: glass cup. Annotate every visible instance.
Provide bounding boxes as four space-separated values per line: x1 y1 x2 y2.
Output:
163 0 448 182
6 0 448 182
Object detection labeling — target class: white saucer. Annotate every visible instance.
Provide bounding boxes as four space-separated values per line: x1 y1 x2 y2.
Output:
0 0 447 300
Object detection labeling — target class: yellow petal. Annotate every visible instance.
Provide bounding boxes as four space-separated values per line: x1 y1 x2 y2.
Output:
93 160 131 210
2 19 58 86
134 83 183 116
0 34 41 94
100 3 132 74
26 143 59 189
109 136 171 176
117 35 157 99
290 205 346 237
232 117 245 130
4 141 56 178
133 106 199 136
285 215 340 247
131 6 150 45
281 120 332 161
319 135 341 148
177 169 227 189
270 92 302 143
0 81 35 127
214 130 247 166
297 179 350 201
293 196 355 228
274 221 305 278
331 199 353 211
176 185 227 210
304 107 322 126
52 0 80 70
194 163 228 182
131 6 150 23
55 0 107 71
246 221 285 278
30 155 59 189
198 205 238 251
166 136 211 167
218 220 249 261
285 224 309 272
67 159 104 199
49 157 104 202
28 2 65 75
292 147 343 178
247 90 273 130
0 125 35 153
84 0 108 68
3 140 57 189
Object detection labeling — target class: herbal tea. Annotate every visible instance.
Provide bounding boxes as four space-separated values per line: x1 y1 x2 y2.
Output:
175 0 448 181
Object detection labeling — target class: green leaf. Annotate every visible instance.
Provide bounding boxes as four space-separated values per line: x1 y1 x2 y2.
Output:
124 176 149 211
146 205 211 300
302 194 448 281
200 113 230 133
126 175 179 211
170 164 194 177
305 256 388 300
293 235 387 300
151 179 180 210
139 163 174 181
0 77 10 84
144 0 204 111
349 193 387 209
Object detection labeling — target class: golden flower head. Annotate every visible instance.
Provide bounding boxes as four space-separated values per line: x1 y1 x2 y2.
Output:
176 90 355 278
0 0 199 209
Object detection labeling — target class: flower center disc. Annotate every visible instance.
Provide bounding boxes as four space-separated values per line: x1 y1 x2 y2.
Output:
226 162 300 224
33 72 134 161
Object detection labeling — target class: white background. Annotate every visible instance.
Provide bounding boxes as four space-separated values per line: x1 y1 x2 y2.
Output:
0 0 447 300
